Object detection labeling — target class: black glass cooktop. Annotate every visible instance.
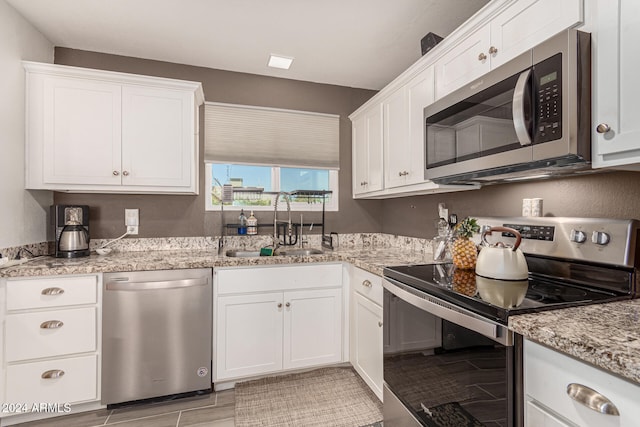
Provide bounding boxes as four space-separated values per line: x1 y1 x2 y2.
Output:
383 263 628 324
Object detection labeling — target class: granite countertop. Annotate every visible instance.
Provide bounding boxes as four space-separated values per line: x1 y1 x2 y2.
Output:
509 300 640 385
0 246 432 279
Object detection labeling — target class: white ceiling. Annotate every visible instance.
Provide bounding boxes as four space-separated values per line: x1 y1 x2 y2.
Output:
7 0 489 90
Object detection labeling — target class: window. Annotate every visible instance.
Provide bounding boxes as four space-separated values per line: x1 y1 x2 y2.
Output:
205 163 338 211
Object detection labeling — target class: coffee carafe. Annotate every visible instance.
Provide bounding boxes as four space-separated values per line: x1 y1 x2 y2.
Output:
52 205 90 258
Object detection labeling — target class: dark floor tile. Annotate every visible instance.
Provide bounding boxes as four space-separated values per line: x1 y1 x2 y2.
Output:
108 393 215 424
215 389 235 407
475 381 508 399
106 412 180 427
12 409 111 427
179 405 235 426
461 398 507 424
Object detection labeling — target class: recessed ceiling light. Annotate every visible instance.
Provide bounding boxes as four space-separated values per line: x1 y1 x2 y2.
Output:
268 54 294 70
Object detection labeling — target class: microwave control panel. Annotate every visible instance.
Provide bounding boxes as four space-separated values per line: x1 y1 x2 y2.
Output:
533 53 562 144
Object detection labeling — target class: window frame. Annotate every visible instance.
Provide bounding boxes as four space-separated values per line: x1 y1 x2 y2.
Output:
204 163 339 212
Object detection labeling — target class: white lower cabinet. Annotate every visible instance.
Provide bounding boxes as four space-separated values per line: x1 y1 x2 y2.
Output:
0 274 101 423
214 264 344 382
349 267 383 401
6 355 98 406
524 339 640 427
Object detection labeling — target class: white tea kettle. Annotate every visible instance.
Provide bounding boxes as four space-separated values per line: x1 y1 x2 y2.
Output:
475 226 529 281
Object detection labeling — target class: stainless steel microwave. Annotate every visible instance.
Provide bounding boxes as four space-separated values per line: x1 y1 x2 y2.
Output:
424 29 591 185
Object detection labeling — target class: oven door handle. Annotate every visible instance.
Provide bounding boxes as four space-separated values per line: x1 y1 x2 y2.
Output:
383 277 511 346
513 68 532 146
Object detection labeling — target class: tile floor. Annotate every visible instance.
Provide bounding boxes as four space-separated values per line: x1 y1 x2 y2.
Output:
12 390 235 427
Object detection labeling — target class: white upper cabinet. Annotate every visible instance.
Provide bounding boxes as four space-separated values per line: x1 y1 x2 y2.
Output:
384 67 435 189
24 62 204 194
591 0 640 168
434 24 491 100
352 104 384 196
434 0 582 100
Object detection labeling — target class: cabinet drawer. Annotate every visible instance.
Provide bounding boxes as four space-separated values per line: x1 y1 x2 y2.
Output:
6 355 98 405
5 307 97 362
216 263 342 294
351 267 382 306
525 340 640 427
6 275 98 310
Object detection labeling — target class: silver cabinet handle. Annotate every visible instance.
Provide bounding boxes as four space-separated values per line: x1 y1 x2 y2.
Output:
378 321 383 327
122 171 130 176
478 52 487 61
285 302 291 308
566 383 620 416
362 280 372 288
106 277 207 291
489 46 498 55
398 171 409 177
41 287 64 296
277 303 283 308
40 320 64 329
41 370 65 379
112 171 120 176
596 123 611 134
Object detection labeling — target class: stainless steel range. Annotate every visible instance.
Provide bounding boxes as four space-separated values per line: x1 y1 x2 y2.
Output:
382 217 639 427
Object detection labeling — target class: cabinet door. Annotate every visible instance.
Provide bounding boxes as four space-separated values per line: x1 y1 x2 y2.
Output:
383 88 409 189
434 24 491 100
215 292 283 380
283 288 342 370
352 105 384 196
406 67 435 186
592 0 640 167
490 0 582 69
352 292 383 401
42 77 122 185
122 86 195 188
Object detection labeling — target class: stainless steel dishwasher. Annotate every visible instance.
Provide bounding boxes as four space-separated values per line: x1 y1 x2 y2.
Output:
102 268 212 406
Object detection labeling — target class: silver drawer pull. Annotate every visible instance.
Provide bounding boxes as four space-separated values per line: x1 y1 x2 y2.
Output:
362 280 372 288
566 383 620 416
41 287 65 296
40 320 64 329
41 370 65 379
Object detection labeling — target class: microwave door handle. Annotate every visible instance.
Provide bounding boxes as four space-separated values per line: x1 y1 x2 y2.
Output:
513 69 532 146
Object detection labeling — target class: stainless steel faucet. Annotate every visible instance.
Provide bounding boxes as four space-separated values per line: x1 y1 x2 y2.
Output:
273 192 292 249
213 177 226 254
298 214 310 248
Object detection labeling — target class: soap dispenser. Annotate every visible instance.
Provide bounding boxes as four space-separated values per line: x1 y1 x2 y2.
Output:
247 211 258 235
238 209 247 235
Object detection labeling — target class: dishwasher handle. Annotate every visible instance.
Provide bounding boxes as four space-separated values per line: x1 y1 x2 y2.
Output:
106 277 208 291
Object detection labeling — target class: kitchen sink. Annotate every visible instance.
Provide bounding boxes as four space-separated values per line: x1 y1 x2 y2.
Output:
278 248 324 256
224 248 325 257
225 249 262 257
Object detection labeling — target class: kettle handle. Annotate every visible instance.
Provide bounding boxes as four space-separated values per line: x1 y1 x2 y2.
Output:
481 226 522 251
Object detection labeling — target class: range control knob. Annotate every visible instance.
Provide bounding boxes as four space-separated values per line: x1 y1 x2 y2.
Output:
592 231 611 245
570 229 587 244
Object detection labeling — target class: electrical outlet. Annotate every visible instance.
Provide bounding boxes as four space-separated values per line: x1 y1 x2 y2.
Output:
125 209 139 235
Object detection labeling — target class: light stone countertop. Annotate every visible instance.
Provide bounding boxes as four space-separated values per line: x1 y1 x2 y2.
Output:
509 300 640 385
0 246 433 279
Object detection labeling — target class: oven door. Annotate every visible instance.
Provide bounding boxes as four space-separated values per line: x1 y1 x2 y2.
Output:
383 277 523 427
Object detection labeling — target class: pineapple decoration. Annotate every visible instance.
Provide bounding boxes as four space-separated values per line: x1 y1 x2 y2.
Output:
452 217 480 269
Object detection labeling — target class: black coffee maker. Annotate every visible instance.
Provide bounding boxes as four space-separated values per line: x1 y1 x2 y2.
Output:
52 205 90 258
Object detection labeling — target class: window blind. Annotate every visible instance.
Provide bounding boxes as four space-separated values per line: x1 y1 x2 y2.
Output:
204 102 340 169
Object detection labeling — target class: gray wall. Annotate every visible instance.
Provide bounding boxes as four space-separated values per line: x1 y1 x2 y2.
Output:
53 48 381 239
381 171 640 238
